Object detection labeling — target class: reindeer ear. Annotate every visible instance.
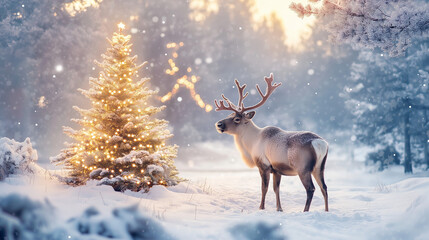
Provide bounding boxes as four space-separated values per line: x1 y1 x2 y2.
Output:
245 111 255 119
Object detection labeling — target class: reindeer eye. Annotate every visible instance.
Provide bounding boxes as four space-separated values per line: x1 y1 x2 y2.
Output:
233 117 241 123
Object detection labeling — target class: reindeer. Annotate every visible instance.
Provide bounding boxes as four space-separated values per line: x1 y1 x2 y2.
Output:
214 73 329 212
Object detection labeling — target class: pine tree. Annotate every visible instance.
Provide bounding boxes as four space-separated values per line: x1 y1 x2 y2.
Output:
51 23 179 192
343 45 429 173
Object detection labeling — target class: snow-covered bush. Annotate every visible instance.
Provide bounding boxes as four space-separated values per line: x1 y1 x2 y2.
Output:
0 137 38 180
66 205 173 240
229 221 286 240
0 194 52 240
0 193 173 240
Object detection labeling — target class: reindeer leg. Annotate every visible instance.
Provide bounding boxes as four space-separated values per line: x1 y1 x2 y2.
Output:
312 170 328 212
259 168 270 210
298 172 315 212
273 172 283 212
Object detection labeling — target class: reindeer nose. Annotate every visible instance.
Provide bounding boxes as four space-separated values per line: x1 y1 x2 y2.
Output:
216 121 225 132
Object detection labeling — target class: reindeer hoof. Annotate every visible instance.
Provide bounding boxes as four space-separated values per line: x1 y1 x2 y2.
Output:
277 208 283 212
259 206 265 210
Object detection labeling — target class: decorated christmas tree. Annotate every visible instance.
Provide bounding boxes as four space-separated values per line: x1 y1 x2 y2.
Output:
51 23 179 192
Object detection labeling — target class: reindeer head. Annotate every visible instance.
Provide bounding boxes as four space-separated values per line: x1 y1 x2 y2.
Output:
214 73 281 135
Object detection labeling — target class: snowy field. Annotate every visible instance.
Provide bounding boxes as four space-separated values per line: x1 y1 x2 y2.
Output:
1 142 429 240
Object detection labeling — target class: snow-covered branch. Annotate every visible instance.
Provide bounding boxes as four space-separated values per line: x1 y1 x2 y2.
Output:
290 0 429 56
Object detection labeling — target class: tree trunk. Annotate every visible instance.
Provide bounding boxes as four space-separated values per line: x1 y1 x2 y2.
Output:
424 111 429 170
425 138 429 170
404 111 413 174
403 49 413 174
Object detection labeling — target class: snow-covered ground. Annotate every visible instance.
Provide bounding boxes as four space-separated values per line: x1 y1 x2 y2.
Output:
1 142 429 240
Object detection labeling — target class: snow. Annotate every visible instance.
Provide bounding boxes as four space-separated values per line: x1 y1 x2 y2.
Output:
0 137 38 180
1 141 429 239
114 150 155 165
147 164 164 175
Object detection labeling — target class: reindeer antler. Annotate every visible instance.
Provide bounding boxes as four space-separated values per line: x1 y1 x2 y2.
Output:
235 79 249 111
214 94 240 113
214 73 281 113
241 73 281 112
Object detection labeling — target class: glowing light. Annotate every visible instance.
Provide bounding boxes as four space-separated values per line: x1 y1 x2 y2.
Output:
159 42 213 112
189 0 317 48
37 96 47 108
63 0 103 17
55 65 64 72
13 12 23 19
118 22 125 31
189 0 219 22
253 0 319 49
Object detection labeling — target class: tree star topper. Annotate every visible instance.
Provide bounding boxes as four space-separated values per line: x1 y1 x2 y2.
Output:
118 22 125 31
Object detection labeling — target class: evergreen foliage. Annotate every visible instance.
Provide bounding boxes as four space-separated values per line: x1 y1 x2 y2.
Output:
51 26 179 191
366 146 400 171
343 45 429 173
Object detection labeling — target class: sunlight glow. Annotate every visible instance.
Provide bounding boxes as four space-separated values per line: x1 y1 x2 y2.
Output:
254 0 318 49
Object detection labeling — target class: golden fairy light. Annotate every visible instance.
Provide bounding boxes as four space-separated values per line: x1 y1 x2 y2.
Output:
13 12 23 19
63 0 103 16
160 42 213 112
129 15 139 21
52 26 180 192
37 96 47 108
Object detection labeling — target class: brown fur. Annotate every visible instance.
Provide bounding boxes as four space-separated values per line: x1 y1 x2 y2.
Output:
271 162 297 176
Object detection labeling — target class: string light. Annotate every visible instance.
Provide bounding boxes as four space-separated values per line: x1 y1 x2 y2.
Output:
53 22 179 193
160 42 213 112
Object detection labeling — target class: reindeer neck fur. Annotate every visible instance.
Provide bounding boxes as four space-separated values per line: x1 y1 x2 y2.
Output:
233 120 262 167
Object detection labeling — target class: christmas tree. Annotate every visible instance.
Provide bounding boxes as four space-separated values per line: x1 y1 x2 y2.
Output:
51 23 179 192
